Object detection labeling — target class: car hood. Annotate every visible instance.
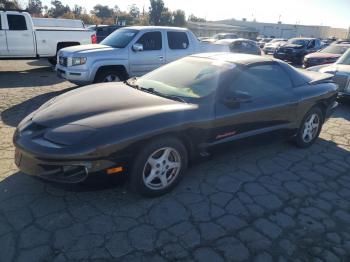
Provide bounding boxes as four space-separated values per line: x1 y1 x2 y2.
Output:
31 83 196 129
60 44 119 56
305 52 341 59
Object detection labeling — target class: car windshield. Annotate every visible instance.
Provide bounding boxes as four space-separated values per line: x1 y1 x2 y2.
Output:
135 57 234 99
321 45 350 54
337 49 350 65
101 29 139 48
288 38 309 46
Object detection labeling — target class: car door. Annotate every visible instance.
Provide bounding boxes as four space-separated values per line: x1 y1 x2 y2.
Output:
212 62 298 144
129 31 165 77
6 13 35 57
165 31 193 63
0 13 8 55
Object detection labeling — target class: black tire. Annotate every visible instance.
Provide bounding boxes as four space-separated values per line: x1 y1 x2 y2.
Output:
48 57 57 66
129 137 188 197
294 106 323 148
94 69 124 83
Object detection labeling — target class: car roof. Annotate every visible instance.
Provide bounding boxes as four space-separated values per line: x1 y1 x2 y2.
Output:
191 53 273 65
125 26 188 31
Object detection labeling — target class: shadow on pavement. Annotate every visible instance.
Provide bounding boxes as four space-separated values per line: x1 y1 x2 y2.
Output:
0 66 64 88
1 87 77 127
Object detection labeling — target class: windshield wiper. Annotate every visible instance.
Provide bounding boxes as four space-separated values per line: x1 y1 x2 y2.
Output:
140 87 187 103
125 77 139 89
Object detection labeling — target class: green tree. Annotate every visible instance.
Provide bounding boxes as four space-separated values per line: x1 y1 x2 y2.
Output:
0 0 21 9
92 4 114 20
27 0 43 16
188 14 206 22
48 0 70 17
149 0 165 25
173 9 186 27
72 4 82 16
159 8 172 25
128 4 140 19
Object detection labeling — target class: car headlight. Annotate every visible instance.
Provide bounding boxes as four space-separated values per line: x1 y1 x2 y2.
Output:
72 57 87 66
44 124 96 146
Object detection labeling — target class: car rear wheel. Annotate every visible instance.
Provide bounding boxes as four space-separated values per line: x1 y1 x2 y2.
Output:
294 107 323 148
129 137 188 197
94 69 123 83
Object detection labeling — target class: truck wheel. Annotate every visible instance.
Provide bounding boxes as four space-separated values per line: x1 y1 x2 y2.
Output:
48 57 57 66
95 69 124 83
129 137 188 197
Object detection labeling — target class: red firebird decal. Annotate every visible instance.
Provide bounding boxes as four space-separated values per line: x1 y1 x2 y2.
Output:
216 131 237 140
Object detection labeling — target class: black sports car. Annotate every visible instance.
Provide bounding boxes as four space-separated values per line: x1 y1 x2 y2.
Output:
14 53 338 197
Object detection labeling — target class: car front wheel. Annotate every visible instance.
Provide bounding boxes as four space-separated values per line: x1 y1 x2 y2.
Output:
295 107 323 148
129 137 188 197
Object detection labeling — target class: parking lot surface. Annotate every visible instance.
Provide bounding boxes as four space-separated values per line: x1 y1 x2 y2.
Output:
1 60 350 261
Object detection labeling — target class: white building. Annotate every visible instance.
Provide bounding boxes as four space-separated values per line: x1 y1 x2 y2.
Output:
216 19 348 39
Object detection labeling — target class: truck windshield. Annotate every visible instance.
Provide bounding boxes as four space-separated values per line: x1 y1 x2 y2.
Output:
287 39 309 46
101 29 139 48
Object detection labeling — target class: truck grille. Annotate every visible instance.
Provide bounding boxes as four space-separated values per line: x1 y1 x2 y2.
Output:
59 56 68 67
333 74 349 91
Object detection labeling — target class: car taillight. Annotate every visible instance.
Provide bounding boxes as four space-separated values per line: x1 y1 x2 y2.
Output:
91 34 97 44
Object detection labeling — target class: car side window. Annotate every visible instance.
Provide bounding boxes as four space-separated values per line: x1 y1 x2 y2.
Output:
0 16 2 30
167 31 189 50
7 14 27 31
136 31 162 51
308 40 316 48
228 64 293 99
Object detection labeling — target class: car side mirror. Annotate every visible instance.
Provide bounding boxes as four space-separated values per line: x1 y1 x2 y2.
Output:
132 43 143 52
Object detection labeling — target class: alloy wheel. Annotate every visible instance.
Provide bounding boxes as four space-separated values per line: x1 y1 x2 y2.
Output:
302 113 320 143
142 147 181 190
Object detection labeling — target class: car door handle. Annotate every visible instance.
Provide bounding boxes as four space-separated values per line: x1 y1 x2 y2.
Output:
158 56 164 60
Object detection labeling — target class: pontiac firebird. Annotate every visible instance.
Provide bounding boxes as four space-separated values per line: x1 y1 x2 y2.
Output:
14 53 338 196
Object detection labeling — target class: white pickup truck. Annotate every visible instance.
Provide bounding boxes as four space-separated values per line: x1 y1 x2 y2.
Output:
56 26 229 85
0 10 96 64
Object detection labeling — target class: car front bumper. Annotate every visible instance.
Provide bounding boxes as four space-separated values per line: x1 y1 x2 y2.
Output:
56 64 93 85
14 146 129 183
274 52 302 63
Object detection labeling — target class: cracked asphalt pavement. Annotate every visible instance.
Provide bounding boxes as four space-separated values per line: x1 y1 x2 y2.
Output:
1 60 350 261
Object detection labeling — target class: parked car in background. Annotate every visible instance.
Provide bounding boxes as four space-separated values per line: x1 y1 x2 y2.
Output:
215 38 261 55
0 10 96 65
258 38 273 48
263 38 287 54
334 39 350 44
14 53 338 196
92 25 122 43
56 26 229 85
303 43 350 68
200 33 238 43
274 38 323 64
213 33 238 40
308 48 350 98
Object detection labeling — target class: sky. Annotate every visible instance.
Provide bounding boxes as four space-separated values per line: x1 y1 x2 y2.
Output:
21 0 350 29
